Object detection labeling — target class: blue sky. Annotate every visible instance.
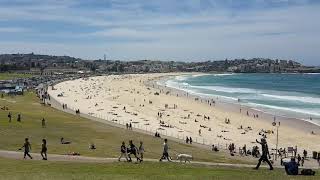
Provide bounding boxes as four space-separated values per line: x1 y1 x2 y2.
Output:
0 0 319 65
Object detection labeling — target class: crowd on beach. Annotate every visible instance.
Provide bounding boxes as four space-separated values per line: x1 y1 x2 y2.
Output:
55 77 318 147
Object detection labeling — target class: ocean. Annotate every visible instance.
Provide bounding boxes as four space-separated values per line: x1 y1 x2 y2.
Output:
163 73 320 126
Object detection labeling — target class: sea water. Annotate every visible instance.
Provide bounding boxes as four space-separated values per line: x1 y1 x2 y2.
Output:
164 73 320 126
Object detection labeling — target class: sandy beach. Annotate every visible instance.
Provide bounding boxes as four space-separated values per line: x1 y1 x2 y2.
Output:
48 73 320 155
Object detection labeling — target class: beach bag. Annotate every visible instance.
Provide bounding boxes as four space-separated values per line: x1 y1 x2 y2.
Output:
301 169 315 176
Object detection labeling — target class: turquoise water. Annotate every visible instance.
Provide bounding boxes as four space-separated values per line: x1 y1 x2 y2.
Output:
164 73 320 126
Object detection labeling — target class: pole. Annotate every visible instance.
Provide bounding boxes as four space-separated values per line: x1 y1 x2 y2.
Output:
276 126 279 161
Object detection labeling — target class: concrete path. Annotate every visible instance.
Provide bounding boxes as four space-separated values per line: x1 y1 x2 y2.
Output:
1 149 319 170
0 150 278 169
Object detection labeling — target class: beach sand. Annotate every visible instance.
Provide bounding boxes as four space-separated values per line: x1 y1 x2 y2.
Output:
48 73 320 155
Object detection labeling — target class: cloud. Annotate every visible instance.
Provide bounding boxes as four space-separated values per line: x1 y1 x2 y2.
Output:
0 27 30 32
0 0 319 65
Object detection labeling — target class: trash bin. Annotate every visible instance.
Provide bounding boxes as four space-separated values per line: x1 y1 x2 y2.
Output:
312 151 317 159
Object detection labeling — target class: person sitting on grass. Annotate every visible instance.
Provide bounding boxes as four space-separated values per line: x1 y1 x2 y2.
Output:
60 137 71 144
89 143 96 150
284 158 299 175
212 144 219 152
41 139 47 160
252 146 260 158
65 152 80 156
19 138 33 159
214 146 219 152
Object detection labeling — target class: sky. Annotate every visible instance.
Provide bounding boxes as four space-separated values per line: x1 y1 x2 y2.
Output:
0 0 319 65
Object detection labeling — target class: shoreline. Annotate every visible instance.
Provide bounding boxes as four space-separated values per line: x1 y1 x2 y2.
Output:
152 73 320 132
48 73 320 155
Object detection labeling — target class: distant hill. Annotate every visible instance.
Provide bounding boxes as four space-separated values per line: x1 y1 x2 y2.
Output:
0 53 318 73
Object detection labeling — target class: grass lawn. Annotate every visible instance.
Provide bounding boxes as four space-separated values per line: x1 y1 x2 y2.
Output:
0 91 250 164
0 73 33 80
0 157 318 180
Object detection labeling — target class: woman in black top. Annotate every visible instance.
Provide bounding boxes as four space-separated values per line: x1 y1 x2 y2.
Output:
41 139 47 160
20 138 32 159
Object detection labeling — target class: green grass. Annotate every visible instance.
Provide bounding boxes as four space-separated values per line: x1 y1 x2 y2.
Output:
0 157 318 180
0 91 249 164
0 73 33 80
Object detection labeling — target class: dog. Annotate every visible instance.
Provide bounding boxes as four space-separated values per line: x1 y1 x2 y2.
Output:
177 154 193 163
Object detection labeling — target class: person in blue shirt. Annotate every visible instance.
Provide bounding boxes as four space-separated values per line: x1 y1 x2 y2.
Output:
284 158 299 175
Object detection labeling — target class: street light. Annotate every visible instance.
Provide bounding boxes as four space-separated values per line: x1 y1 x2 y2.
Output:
272 118 281 161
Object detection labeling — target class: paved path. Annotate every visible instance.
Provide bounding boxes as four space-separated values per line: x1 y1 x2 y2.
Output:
1 150 319 169
0 150 279 169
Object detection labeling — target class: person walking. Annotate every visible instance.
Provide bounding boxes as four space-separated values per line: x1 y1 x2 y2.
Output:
20 138 33 159
303 149 307 159
297 154 301 166
128 140 141 162
159 139 171 162
8 112 12 123
254 138 273 170
243 144 247 156
42 118 46 128
41 139 47 160
118 141 128 162
138 141 145 162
